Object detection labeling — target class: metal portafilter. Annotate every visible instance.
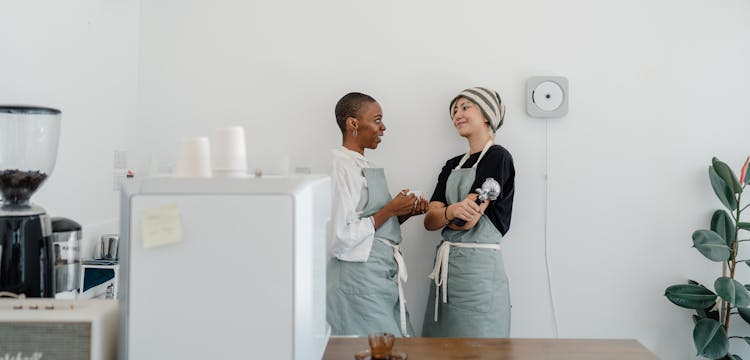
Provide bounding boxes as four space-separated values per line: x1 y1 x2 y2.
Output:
452 178 501 227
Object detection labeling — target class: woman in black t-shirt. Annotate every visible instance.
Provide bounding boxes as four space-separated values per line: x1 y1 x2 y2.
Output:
422 87 515 338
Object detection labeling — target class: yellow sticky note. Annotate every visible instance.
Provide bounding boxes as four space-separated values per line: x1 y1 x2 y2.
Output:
141 204 183 249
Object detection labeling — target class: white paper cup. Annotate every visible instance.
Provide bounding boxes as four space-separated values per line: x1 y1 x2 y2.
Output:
212 126 247 177
407 190 426 205
407 190 423 198
174 137 211 177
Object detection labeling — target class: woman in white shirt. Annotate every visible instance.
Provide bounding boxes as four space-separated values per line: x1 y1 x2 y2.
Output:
327 92 427 337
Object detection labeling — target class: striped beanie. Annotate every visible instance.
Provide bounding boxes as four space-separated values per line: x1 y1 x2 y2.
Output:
449 87 506 132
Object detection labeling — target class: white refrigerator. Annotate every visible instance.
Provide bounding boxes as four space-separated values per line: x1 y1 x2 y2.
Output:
118 175 330 359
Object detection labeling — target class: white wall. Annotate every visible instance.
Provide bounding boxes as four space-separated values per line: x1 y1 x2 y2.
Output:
136 1 750 359
0 0 141 258
4 0 748 359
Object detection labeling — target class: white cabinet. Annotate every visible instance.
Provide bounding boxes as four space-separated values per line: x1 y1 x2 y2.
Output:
118 176 331 360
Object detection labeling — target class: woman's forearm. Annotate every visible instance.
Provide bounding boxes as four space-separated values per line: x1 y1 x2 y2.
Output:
426 198 490 231
448 198 490 230
424 203 449 231
372 206 395 229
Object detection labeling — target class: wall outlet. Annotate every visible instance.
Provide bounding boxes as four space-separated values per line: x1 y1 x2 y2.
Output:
113 171 127 191
114 150 128 170
113 150 129 191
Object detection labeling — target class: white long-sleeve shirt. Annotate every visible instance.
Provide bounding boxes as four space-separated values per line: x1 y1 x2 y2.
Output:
329 146 377 262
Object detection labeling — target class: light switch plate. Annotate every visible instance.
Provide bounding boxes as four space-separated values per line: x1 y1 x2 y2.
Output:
527 76 569 118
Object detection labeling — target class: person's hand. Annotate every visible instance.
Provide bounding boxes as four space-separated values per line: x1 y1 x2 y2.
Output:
447 194 482 223
386 189 418 217
411 196 428 216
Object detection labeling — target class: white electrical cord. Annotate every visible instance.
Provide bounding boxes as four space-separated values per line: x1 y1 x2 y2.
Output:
544 119 560 338
0 292 25 299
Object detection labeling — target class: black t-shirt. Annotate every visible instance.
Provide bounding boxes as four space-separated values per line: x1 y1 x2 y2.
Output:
430 145 515 235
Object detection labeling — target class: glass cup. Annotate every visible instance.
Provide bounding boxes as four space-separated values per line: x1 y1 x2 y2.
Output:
368 332 395 360
100 234 119 260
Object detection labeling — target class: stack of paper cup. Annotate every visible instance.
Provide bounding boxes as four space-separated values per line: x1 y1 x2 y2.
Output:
174 137 211 177
407 190 426 205
212 126 248 177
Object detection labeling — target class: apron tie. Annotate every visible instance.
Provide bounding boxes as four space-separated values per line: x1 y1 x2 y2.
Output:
455 140 494 170
427 240 500 322
378 238 410 337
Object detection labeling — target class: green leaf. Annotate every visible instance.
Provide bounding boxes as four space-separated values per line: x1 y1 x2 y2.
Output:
712 210 736 248
713 157 741 194
710 166 738 211
738 223 750 231
715 277 750 307
665 284 718 309
737 307 750 325
694 318 728 359
693 230 732 262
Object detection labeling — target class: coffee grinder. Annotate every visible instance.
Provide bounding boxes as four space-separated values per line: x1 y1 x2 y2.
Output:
0 106 61 298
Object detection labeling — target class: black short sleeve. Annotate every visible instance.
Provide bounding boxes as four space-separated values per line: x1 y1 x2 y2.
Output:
429 162 454 204
429 145 515 235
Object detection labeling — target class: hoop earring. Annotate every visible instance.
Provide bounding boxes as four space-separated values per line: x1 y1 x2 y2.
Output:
353 129 358 137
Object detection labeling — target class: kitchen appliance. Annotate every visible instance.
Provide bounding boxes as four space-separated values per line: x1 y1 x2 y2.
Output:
51 217 82 298
0 106 61 298
78 235 120 300
0 299 118 360
119 175 331 359
79 259 119 300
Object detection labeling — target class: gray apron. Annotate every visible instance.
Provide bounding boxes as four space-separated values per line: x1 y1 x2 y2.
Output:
327 167 414 337
422 142 511 338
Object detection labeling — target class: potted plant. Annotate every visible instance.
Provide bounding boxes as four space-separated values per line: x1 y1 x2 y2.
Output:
665 156 750 359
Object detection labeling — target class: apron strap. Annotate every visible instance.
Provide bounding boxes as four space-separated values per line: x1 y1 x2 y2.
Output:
377 238 410 337
427 240 501 322
454 140 494 170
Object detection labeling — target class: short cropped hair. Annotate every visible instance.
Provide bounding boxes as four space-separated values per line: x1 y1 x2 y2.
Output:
335 92 377 133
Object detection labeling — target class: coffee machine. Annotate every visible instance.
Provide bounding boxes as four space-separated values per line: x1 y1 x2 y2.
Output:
0 106 61 298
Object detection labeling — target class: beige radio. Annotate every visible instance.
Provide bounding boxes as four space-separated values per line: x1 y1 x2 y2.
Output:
0 299 118 360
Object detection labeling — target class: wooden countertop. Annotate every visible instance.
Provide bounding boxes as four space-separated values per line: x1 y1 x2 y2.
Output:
323 337 659 360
